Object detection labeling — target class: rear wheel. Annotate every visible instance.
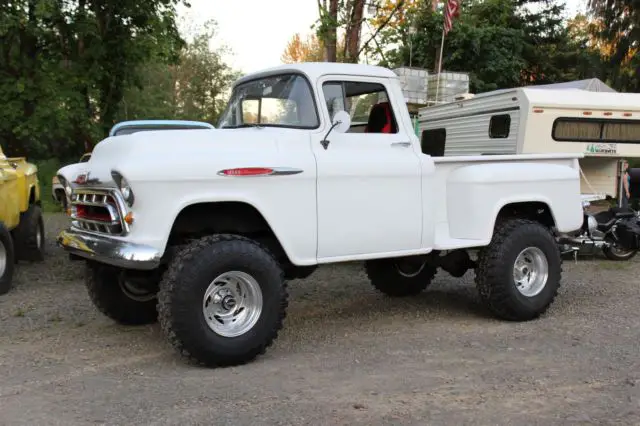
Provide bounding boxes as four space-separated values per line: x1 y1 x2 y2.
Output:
12 204 45 262
157 234 288 367
0 222 16 295
365 256 437 297
475 218 562 321
602 243 637 261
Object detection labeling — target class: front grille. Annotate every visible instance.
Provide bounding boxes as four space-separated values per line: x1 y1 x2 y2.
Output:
70 189 127 235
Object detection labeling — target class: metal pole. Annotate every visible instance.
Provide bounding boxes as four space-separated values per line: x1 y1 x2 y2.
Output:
618 159 624 207
435 28 445 104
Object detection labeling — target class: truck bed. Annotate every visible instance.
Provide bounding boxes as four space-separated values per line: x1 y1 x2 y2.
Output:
429 153 584 250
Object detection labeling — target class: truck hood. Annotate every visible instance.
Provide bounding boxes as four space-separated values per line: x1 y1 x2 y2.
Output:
77 127 284 186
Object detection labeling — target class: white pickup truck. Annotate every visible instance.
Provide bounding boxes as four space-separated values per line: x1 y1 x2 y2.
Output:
56 62 584 367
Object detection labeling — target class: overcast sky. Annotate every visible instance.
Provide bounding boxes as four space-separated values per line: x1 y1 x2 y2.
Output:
177 0 588 75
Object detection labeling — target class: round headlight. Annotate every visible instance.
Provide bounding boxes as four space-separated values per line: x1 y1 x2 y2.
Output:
120 177 132 200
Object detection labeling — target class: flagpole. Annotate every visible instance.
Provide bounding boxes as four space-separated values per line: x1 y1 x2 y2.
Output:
435 28 445 105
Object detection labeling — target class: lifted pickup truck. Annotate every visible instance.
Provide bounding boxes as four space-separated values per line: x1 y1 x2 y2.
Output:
57 63 584 367
0 146 45 294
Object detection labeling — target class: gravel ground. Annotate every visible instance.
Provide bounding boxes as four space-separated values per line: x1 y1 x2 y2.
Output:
1 213 640 425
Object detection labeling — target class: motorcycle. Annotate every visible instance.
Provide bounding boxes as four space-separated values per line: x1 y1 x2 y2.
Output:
557 200 640 261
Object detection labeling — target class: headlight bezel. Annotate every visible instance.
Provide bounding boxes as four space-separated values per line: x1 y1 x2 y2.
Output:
111 170 135 207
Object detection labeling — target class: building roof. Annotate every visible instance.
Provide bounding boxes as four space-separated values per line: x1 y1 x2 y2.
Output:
233 62 398 86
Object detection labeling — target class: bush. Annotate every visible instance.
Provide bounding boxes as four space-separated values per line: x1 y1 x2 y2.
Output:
35 158 63 213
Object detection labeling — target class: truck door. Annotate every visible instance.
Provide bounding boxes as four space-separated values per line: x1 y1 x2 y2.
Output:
311 75 424 260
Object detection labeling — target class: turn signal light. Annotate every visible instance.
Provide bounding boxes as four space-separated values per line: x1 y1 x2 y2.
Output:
124 212 134 225
219 167 274 176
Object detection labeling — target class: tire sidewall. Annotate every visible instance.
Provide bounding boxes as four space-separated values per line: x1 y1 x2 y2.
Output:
170 240 283 357
0 223 15 295
496 226 561 313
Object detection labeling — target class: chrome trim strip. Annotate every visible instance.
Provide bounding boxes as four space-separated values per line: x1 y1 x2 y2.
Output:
217 167 303 177
57 229 162 270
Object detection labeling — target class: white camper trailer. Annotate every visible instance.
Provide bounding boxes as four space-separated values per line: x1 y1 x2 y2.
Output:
417 85 640 198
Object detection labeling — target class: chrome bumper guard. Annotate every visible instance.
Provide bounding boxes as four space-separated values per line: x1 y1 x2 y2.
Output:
57 228 162 270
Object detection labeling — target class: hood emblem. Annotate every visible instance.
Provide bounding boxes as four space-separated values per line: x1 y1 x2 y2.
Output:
74 172 88 184
74 171 100 185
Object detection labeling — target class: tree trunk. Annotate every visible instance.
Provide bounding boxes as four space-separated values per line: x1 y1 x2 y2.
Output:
345 0 365 63
326 0 338 62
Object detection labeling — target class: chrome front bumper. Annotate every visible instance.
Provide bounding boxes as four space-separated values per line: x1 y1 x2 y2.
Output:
57 228 162 270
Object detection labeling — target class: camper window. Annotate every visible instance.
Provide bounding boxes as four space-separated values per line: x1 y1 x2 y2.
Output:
489 114 511 138
552 117 640 144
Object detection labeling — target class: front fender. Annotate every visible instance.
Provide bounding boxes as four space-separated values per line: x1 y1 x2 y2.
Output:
124 175 318 267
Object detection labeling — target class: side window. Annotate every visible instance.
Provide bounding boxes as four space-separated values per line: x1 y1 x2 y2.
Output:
421 128 446 156
489 114 511 138
321 81 398 134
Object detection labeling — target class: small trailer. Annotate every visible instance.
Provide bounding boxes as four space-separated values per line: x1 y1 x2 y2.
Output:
417 85 640 198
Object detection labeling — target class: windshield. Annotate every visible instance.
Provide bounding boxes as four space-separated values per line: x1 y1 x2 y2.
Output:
218 73 319 129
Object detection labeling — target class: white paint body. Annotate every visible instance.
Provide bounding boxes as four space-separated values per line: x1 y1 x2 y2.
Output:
417 88 640 197
57 63 585 268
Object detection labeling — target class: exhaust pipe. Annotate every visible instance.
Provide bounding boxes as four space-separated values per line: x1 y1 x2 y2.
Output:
557 235 608 249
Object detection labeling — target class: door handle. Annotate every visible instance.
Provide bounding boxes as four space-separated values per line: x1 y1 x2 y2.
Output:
391 142 411 147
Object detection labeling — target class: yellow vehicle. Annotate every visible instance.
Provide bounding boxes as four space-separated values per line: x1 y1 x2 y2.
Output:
0 165 17 294
0 145 45 294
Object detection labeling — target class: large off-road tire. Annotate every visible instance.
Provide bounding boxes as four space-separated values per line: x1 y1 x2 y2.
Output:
365 256 438 297
157 234 288 368
12 203 45 262
0 222 16 295
475 218 562 321
85 263 159 325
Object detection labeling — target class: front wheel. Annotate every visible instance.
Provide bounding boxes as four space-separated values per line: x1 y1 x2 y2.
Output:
475 218 562 321
157 234 288 367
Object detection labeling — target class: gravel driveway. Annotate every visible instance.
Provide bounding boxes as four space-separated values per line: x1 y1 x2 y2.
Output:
1 213 639 425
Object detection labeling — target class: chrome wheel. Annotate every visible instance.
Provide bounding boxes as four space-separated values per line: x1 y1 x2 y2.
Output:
202 271 263 338
0 240 6 277
513 247 549 297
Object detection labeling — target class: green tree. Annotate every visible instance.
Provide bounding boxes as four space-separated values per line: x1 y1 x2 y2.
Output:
587 0 639 92
0 0 187 160
375 0 604 93
118 19 240 125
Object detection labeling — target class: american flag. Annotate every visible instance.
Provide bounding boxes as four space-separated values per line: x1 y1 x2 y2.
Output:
443 0 461 35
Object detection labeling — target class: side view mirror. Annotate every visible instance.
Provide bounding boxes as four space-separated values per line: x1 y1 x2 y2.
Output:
332 110 351 134
320 111 351 150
